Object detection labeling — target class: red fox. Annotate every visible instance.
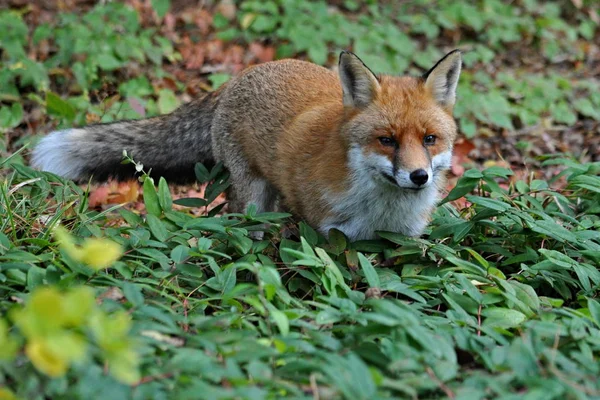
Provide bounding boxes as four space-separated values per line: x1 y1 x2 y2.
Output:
32 50 462 241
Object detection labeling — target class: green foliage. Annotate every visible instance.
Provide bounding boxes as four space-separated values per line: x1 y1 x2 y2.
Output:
2 153 600 397
1 1 600 398
0 2 179 140
3 285 139 389
218 0 599 137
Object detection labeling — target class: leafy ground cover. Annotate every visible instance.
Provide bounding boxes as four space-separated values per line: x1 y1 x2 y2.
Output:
1 0 600 399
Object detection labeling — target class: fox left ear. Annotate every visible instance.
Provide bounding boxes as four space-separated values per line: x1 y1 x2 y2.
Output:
423 50 462 111
339 51 381 108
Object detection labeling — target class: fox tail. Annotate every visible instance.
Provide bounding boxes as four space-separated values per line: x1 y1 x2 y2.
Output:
31 91 219 183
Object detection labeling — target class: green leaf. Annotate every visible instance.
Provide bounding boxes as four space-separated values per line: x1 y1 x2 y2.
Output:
358 253 380 288
538 249 576 269
27 266 46 291
588 298 600 328
151 0 170 18
299 222 319 246
208 73 231 90
465 195 511 212
173 197 207 207
46 92 75 121
442 176 480 203
184 218 226 233
573 98 600 119
482 307 527 329
482 166 513 178
170 245 189 263
146 214 169 242
0 103 23 129
551 101 577 125
229 233 253 255
327 228 347 256
143 178 162 217
157 89 180 114
157 177 172 212
267 303 289 336
194 163 210 183
122 282 144 307
96 53 121 70
509 281 540 311
455 273 483 303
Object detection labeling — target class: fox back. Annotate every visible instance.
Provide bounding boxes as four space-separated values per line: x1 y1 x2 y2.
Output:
208 50 461 240
32 50 462 241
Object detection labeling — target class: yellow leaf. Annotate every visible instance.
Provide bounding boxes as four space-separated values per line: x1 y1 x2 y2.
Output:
78 238 123 270
8 61 24 71
63 286 95 326
29 287 64 320
90 311 132 350
54 226 123 271
26 338 68 377
0 387 18 400
13 287 65 338
240 12 256 30
53 226 81 260
108 348 140 385
0 320 18 361
46 332 87 363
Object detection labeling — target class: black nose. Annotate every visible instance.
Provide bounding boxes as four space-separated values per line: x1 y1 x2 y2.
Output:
409 169 429 186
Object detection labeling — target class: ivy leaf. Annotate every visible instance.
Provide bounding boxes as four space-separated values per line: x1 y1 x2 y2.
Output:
46 92 75 122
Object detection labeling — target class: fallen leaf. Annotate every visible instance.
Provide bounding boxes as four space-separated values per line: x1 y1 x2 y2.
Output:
249 42 275 63
128 97 146 118
88 181 140 208
216 0 237 20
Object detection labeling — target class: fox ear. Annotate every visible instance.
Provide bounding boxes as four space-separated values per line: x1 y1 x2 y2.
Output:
423 50 462 111
339 51 380 108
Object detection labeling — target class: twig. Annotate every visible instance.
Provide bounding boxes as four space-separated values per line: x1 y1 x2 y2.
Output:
477 303 482 337
310 373 320 400
426 367 455 399
8 178 42 195
133 372 174 387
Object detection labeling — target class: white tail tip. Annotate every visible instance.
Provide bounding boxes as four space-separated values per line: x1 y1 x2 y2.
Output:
31 129 86 180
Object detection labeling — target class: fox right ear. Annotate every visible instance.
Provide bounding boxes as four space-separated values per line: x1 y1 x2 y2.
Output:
423 50 462 111
339 51 380 108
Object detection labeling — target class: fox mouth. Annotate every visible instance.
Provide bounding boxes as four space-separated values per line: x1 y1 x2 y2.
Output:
381 172 398 185
380 172 426 191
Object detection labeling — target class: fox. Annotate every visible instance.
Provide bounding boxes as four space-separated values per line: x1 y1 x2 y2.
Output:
32 50 462 241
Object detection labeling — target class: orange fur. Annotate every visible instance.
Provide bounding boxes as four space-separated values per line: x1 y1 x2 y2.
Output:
33 50 462 240
230 65 458 229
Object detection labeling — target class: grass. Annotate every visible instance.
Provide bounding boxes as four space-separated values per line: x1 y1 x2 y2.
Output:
1 1 600 399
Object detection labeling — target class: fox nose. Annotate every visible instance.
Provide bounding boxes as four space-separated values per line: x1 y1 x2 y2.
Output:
409 169 429 186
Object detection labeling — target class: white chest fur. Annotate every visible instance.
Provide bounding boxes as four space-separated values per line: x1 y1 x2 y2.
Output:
319 180 438 241
318 147 447 241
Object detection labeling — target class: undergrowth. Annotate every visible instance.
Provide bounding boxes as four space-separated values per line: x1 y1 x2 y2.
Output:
1 1 600 399
1 157 600 399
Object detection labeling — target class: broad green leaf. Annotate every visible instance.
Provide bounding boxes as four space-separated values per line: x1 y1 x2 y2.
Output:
482 307 526 329
122 282 144 307
267 304 289 336
173 197 208 207
143 178 162 217
588 298 600 328
151 0 170 18
442 176 480 203
145 214 169 242
358 253 380 288
157 89 179 114
157 177 172 212
46 92 75 121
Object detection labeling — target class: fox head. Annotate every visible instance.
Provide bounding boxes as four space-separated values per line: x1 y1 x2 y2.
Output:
338 50 462 192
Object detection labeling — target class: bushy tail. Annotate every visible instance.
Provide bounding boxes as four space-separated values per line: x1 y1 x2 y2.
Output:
31 91 220 183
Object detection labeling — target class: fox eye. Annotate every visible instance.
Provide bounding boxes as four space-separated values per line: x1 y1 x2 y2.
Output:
423 135 437 146
378 137 395 147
